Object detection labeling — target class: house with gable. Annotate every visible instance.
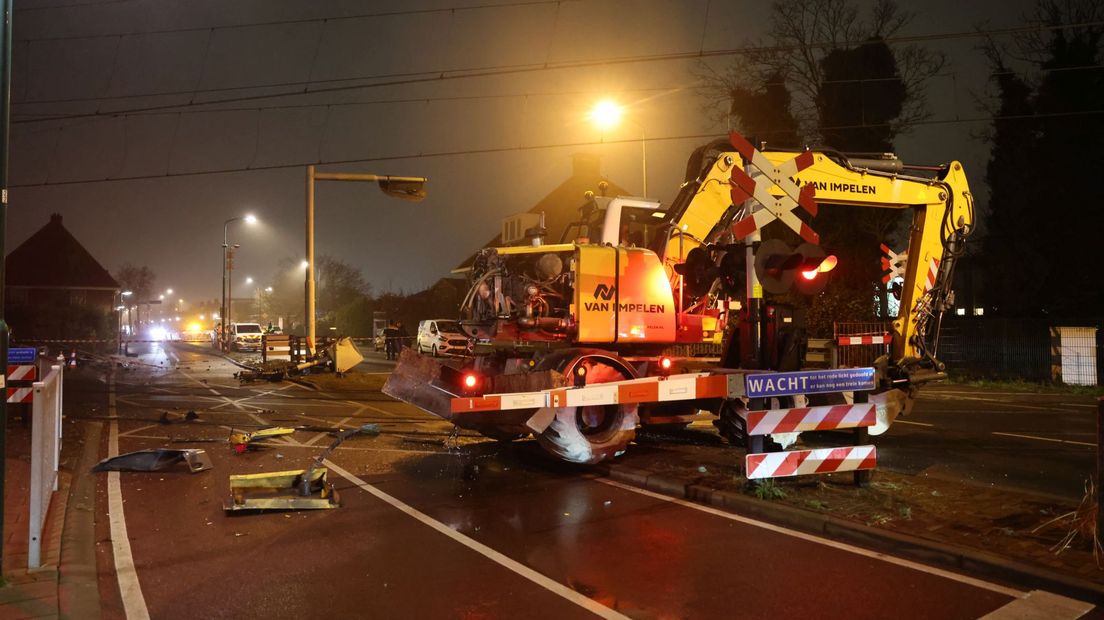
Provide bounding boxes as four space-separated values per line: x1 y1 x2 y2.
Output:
5 214 121 343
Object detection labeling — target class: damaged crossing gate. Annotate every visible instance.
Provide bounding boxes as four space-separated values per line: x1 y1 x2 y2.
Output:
451 367 879 482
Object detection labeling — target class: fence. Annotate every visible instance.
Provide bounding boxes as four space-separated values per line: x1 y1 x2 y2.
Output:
928 318 1101 385
29 363 63 568
834 322 893 368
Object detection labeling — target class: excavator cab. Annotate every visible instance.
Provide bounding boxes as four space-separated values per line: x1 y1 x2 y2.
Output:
561 195 666 247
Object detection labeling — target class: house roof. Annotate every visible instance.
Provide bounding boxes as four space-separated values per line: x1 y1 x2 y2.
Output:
6 214 120 289
455 153 631 269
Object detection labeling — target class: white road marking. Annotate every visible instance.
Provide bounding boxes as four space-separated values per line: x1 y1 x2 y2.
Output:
896 420 935 427
324 460 629 620
594 478 1024 598
106 371 151 620
991 432 1095 448
118 423 160 437
922 394 1078 413
981 589 1093 619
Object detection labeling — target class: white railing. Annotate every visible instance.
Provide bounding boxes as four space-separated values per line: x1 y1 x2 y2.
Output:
29 363 63 568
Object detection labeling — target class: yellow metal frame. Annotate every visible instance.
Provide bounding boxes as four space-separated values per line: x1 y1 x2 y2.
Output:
666 148 973 364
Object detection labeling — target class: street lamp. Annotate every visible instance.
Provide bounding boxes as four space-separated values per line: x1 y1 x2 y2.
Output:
305 167 426 353
589 99 648 198
115 290 133 353
222 214 258 349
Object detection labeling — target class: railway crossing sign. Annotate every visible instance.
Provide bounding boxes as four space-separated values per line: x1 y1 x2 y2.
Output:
728 131 820 244
880 244 907 283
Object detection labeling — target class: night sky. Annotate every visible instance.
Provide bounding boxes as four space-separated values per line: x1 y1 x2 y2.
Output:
6 0 1026 307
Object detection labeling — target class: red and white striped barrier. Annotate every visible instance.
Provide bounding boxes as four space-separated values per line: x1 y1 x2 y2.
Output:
924 256 941 292
746 445 876 479
837 334 892 346
451 372 734 415
7 365 37 404
741 403 875 435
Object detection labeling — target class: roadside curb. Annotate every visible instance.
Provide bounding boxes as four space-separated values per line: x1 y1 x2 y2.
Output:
58 421 103 619
601 464 1104 604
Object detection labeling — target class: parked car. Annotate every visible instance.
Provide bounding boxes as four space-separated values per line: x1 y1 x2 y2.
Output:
229 322 264 352
416 319 469 357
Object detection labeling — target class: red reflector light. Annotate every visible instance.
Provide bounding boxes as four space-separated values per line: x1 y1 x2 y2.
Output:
463 373 478 388
660 357 672 370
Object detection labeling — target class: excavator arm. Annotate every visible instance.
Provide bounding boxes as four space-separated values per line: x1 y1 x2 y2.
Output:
659 135 974 380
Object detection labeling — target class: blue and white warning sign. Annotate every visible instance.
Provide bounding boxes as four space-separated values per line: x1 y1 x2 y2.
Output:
745 367 876 398
7 347 37 365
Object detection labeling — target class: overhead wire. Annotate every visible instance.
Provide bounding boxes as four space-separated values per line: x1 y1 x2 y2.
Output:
10 108 1104 190
12 18 1104 124
13 0 578 41
10 86 696 121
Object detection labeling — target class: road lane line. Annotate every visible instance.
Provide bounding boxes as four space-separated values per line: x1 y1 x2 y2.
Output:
895 420 935 427
324 460 630 620
118 423 160 437
106 371 152 620
991 432 1095 447
594 478 1023 598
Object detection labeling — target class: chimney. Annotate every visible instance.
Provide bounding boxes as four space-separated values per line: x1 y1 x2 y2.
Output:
50 213 63 225
571 153 601 179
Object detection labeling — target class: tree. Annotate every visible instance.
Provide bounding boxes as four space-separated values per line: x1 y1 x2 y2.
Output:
698 0 942 321
981 0 1104 317
114 263 156 333
264 255 373 335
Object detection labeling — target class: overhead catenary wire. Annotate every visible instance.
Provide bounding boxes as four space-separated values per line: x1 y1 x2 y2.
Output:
10 108 1104 190
13 0 577 41
13 19 1104 124
13 63 1104 123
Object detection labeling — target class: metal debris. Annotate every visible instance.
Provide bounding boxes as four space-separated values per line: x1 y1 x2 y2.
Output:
92 449 213 473
224 468 340 511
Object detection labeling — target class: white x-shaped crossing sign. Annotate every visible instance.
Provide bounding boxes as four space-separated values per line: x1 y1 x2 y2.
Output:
728 131 819 244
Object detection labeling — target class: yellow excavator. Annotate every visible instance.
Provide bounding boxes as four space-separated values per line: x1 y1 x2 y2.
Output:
385 132 974 464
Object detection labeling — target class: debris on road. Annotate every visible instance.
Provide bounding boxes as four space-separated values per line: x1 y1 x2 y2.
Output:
224 468 340 511
92 448 213 473
158 410 200 424
224 424 379 512
229 426 296 453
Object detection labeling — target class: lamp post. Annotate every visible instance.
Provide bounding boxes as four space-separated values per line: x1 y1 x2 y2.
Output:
222 214 257 349
589 99 648 197
304 167 426 354
115 290 132 353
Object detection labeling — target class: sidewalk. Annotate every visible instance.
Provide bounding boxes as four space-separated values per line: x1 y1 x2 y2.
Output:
1 422 67 620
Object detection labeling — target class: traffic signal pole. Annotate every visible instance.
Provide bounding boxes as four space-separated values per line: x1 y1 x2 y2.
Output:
0 0 13 570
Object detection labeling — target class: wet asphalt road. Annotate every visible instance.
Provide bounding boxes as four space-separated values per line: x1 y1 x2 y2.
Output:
71 342 1098 619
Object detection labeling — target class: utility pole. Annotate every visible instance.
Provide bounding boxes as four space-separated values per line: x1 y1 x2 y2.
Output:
0 0 14 570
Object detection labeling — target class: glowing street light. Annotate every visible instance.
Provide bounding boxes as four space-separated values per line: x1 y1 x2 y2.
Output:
588 98 648 197
588 99 623 130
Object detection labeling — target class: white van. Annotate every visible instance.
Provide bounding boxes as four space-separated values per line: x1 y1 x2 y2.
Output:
230 322 264 352
417 319 469 357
